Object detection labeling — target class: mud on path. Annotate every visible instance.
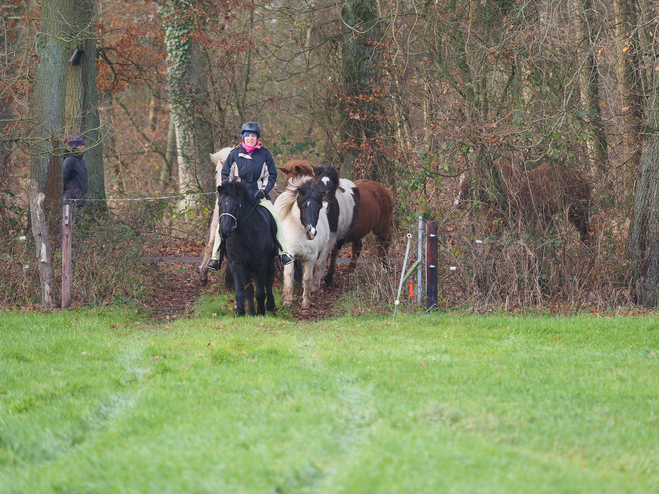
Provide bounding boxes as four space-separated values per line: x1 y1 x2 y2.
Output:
145 241 352 322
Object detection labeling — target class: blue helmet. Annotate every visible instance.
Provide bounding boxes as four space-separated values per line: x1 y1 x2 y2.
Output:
241 121 261 138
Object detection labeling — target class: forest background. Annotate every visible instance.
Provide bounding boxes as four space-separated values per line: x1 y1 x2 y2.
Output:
1 0 659 311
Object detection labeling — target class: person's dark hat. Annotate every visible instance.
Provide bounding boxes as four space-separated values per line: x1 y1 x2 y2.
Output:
66 136 85 148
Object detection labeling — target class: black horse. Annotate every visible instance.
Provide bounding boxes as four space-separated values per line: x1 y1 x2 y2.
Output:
216 182 281 316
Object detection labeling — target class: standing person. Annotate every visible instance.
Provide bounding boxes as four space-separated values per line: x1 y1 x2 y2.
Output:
62 135 88 226
206 122 294 271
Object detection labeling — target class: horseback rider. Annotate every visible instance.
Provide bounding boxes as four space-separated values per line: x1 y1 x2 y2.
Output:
206 122 295 271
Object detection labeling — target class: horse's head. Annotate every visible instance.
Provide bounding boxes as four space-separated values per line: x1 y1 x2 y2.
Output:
210 147 232 166
313 165 340 202
216 182 253 240
295 179 325 240
280 160 314 185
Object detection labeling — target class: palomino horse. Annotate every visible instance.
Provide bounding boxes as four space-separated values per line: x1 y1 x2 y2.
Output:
215 181 280 316
274 175 331 309
199 147 282 287
453 161 591 245
279 159 394 273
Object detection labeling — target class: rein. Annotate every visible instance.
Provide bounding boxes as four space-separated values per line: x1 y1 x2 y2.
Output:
219 200 260 232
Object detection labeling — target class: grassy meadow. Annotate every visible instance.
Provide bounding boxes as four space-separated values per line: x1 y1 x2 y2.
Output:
1 298 658 493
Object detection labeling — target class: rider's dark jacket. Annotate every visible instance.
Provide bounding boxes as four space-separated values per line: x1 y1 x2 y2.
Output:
63 151 88 204
220 145 277 200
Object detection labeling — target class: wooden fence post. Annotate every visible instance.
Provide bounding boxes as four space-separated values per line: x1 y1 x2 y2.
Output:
62 204 72 308
426 220 438 310
24 179 55 308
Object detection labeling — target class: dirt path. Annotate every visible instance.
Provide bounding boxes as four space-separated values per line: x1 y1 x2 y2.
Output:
146 241 350 322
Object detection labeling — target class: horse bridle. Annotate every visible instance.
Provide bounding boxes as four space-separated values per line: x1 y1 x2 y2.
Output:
218 202 260 233
219 212 239 232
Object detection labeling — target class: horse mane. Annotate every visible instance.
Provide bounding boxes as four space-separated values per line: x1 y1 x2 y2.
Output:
279 159 314 184
313 165 339 192
218 181 259 210
276 175 314 221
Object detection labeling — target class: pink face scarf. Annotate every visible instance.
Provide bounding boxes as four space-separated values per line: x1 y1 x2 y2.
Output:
242 141 262 155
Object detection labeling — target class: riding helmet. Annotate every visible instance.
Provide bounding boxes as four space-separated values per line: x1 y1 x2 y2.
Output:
241 121 261 138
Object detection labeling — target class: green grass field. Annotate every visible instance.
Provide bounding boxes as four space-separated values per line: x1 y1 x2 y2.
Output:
1 299 658 493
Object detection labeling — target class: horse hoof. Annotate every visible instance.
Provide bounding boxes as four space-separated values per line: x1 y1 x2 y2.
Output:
283 300 292 308
199 279 208 287
302 302 310 310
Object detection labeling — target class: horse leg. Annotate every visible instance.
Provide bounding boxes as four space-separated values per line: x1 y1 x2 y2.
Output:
302 261 313 310
324 240 344 285
245 283 256 316
199 202 219 287
283 262 295 307
348 238 363 271
265 259 276 312
232 270 247 316
569 202 591 246
374 227 392 268
255 276 266 316
199 237 214 287
312 253 327 293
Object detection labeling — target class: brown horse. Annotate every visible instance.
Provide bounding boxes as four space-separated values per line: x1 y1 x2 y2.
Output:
453 161 592 245
279 160 394 272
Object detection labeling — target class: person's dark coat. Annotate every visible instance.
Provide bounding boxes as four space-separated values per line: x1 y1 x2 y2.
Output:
63 152 88 204
221 145 277 200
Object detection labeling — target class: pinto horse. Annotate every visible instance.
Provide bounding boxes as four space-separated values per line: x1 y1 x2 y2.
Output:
274 175 331 309
215 181 280 316
279 159 394 273
312 165 360 284
200 147 282 287
453 161 592 245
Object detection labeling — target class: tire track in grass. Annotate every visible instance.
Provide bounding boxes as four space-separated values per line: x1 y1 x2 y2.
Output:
0 344 146 480
282 355 379 493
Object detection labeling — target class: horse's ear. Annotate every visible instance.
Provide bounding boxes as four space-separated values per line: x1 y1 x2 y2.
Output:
336 166 341 175
217 185 224 194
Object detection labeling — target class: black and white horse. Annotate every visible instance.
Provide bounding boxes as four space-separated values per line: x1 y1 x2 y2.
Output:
313 165 360 285
275 175 331 309
216 181 280 316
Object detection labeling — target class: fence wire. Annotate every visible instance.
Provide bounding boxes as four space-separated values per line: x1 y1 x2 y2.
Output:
0 190 644 309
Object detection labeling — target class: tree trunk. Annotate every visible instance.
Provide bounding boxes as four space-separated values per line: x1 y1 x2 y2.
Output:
340 0 384 180
629 44 659 306
630 137 659 306
614 0 644 193
575 0 608 181
160 0 203 210
24 179 56 308
189 40 215 198
30 0 76 222
65 0 105 204
162 117 176 188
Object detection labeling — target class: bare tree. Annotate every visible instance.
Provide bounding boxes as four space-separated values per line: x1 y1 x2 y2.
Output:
614 0 644 192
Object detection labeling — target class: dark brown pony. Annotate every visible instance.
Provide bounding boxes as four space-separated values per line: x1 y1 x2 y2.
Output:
454 162 592 245
279 160 394 271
